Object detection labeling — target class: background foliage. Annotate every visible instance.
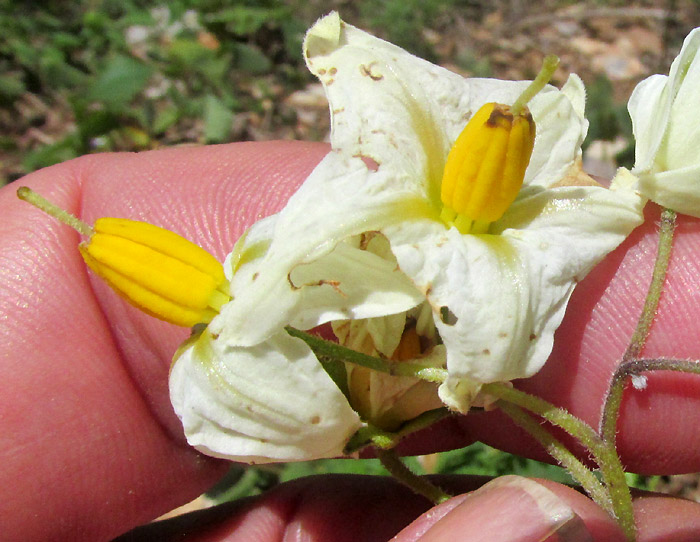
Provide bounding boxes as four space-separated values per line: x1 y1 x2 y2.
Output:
3 0 699 185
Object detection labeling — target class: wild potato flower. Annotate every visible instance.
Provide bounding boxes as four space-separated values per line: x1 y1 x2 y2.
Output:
167 12 644 463
628 27 700 217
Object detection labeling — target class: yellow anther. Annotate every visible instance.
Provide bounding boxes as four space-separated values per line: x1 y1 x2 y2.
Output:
440 55 559 234
440 102 535 233
17 188 229 328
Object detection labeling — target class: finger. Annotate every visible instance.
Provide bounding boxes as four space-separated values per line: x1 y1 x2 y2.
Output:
114 475 628 542
0 141 326 541
397 477 625 542
633 493 700 542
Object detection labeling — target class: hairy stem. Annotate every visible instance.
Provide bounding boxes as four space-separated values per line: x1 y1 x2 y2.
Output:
484 383 636 540
497 401 612 513
376 448 451 505
601 208 676 444
345 408 451 454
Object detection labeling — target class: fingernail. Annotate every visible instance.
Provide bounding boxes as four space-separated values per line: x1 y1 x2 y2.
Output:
417 475 592 542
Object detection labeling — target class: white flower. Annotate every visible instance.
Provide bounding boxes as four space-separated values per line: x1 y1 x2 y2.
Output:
628 27 700 216
170 13 645 461
170 328 362 463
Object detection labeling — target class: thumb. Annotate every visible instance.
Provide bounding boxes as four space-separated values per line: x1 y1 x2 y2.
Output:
396 476 622 542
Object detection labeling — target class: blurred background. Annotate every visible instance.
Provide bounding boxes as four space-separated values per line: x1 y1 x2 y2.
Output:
3 0 699 521
2 0 700 187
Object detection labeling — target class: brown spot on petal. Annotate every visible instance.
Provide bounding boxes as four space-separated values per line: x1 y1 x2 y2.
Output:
439 306 458 326
360 62 383 81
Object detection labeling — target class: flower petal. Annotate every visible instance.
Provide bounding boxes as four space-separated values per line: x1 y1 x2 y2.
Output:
213 181 426 346
628 73 670 173
639 164 700 216
170 330 362 463
629 27 700 215
385 169 643 405
303 13 585 206
524 75 588 188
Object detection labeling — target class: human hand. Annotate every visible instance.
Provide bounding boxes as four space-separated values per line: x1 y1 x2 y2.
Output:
2 142 699 541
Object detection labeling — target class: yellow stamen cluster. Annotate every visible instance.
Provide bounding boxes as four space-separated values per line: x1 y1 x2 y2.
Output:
80 218 229 327
440 103 535 234
17 187 229 328
439 54 559 234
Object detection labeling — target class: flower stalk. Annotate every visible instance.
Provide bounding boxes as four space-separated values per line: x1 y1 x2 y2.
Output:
483 383 635 541
376 448 451 505
601 208 676 445
496 400 611 513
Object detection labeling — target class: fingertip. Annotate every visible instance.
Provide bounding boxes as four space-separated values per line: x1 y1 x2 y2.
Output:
398 477 624 542
633 494 700 542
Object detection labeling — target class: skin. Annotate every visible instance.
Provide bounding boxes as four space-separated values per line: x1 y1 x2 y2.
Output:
1 141 699 541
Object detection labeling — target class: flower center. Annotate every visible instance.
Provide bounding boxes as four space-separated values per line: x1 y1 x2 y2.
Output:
17 187 229 327
439 55 559 235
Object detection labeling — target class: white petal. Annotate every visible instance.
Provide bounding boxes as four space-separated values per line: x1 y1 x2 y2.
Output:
525 74 588 188
656 29 700 170
170 330 362 463
214 183 426 345
628 73 670 172
629 28 700 214
303 13 586 205
304 12 466 206
639 163 700 216
438 376 482 413
386 172 643 390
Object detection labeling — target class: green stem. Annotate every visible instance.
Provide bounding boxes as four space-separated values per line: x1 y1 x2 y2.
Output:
600 208 676 445
376 448 451 505
345 408 451 454
483 383 636 541
285 326 448 382
286 327 638 537
497 401 612 514
624 208 676 361
602 358 700 442
482 383 602 452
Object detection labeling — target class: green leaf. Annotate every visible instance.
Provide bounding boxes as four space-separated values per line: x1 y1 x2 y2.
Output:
168 39 216 70
87 55 153 107
234 43 271 75
153 106 180 135
0 73 25 101
203 94 232 143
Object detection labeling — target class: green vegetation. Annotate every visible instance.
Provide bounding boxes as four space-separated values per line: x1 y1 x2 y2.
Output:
0 0 469 184
205 441 658 504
